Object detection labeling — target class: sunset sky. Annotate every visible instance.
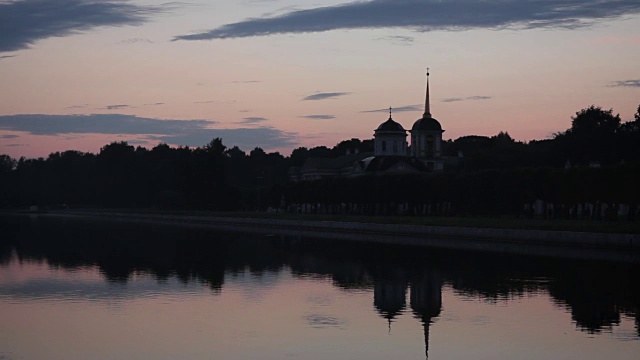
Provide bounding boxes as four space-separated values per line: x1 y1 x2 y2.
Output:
1 0 639 158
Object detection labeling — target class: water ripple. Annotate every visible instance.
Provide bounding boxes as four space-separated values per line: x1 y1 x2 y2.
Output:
304 313 348 329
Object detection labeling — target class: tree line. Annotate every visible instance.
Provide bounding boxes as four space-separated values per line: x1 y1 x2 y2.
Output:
0 104 639 215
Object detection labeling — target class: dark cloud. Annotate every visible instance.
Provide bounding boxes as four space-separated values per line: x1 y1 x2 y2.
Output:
0 134 20 139
361 104 421 113
442 95 492 102
173 0 640 41
239 117 268 124
608 79 640 87
0 113 297 150
300 115 336 120
232 80 262 84
0 0 163 53
303 92 350 101
6 144 25 147
0 113 215 136
156 127 298 150
0 54 16 59
144 102 165 106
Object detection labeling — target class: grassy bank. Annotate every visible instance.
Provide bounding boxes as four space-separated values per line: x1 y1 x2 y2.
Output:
44 208 640 234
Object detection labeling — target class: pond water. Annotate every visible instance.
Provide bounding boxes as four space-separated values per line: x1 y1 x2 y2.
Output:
1 215 639 360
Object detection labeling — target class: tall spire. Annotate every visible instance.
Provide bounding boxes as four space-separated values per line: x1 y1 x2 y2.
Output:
424 68 431 118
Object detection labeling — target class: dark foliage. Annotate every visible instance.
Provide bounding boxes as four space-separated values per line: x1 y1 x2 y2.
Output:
2 139 240 210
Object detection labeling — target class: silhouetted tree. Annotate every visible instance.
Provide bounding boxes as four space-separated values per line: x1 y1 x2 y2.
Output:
225 146 246 160
332 138 373 155
290 147 309 167
205 137 226 156
97 142 139 206
0 154 15 173
555 105 623 165
620 104 640 133
0 155 16 207
570 105 620 136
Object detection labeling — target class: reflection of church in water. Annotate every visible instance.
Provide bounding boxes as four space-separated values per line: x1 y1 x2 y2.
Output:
374 269 443 359
295 71 450 181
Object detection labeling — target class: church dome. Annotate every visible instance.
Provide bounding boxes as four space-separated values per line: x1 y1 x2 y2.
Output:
412 116 442 131
376 117 406 132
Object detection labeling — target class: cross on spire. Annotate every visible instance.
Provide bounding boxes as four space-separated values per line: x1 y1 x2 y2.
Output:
389 106 392 119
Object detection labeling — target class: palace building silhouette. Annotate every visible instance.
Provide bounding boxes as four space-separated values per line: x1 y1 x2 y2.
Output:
293 71 452 181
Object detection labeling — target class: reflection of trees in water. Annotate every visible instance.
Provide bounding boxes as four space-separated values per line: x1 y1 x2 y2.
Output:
442 253 640 336
2 215 639 338
548 264 640 335
444 253 552 302
0 216 231 290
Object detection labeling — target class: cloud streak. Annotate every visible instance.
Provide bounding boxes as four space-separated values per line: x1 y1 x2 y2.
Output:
303 92 350 101
0 113 297 150
64 104 89 110
591 35 640 44
120 37 154 44
442 95 492 103
194 100 236 104
173 0 640 41
0 0 161 52
376 35 415 45
361 104 421 113
238 117 268 124
466 95 493 101
105 104 130 110
300 115 336 120
608 79 640 87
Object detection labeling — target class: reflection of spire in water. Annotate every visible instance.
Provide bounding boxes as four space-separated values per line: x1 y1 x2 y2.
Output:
423 320 430 359
410 270 443 359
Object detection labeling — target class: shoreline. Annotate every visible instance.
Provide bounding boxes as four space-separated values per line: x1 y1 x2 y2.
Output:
11 210 639 263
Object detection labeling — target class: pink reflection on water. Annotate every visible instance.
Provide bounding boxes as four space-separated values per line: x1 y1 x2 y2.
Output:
0 258 639 360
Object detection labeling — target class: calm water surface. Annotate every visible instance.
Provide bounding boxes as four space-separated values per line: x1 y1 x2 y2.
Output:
1 215 639 360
